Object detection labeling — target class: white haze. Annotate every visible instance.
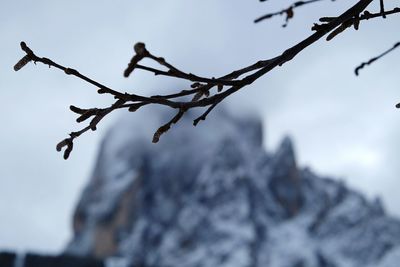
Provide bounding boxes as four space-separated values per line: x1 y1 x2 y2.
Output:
0 0 399 253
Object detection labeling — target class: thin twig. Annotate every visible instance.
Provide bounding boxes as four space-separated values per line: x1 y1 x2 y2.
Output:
379 0 386 18
355 41 400 76
255 0 329 26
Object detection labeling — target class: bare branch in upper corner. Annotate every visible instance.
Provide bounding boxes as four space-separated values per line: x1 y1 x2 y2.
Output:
254 0 333 27
355 41 400 76
13 0 400 159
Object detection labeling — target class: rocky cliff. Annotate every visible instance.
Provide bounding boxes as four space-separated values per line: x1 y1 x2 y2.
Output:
65 108 400 267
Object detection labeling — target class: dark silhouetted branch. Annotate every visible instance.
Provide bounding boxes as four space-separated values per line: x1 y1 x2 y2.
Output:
14 0 398 159
379 0 386 18
255 0 332 26
355 41 400 76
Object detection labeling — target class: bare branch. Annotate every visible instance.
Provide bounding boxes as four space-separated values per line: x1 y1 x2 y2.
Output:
355 41 400 76
255 0 330 26
379 0 386 18
14 0 398 159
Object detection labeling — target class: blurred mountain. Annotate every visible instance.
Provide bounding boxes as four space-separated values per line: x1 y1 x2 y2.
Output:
64 108 400 267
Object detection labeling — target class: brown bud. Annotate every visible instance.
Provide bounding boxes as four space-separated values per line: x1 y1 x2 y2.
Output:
14 55 31 71
129 105 139 112
152 124 170 143
56 139 68 152
286 7 294 20
77 110 95 123
63 142 73 160
89 115 102 131
64 68 77 75
70 105 86 114
134 42 147 56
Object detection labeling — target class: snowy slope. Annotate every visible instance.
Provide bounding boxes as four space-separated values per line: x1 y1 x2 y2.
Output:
66 108 400 267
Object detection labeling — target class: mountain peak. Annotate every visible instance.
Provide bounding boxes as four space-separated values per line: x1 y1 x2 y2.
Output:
66 109 400 267
275 135 296 168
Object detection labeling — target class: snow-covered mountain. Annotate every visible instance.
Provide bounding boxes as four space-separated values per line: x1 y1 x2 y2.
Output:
65 108 400 267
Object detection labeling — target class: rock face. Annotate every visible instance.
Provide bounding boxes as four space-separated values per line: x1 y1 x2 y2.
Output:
66 108 400 267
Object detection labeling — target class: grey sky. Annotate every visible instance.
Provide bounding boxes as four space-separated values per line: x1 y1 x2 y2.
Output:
1 0 399 254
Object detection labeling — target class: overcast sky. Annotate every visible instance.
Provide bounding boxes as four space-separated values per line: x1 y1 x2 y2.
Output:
1 0 400 254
